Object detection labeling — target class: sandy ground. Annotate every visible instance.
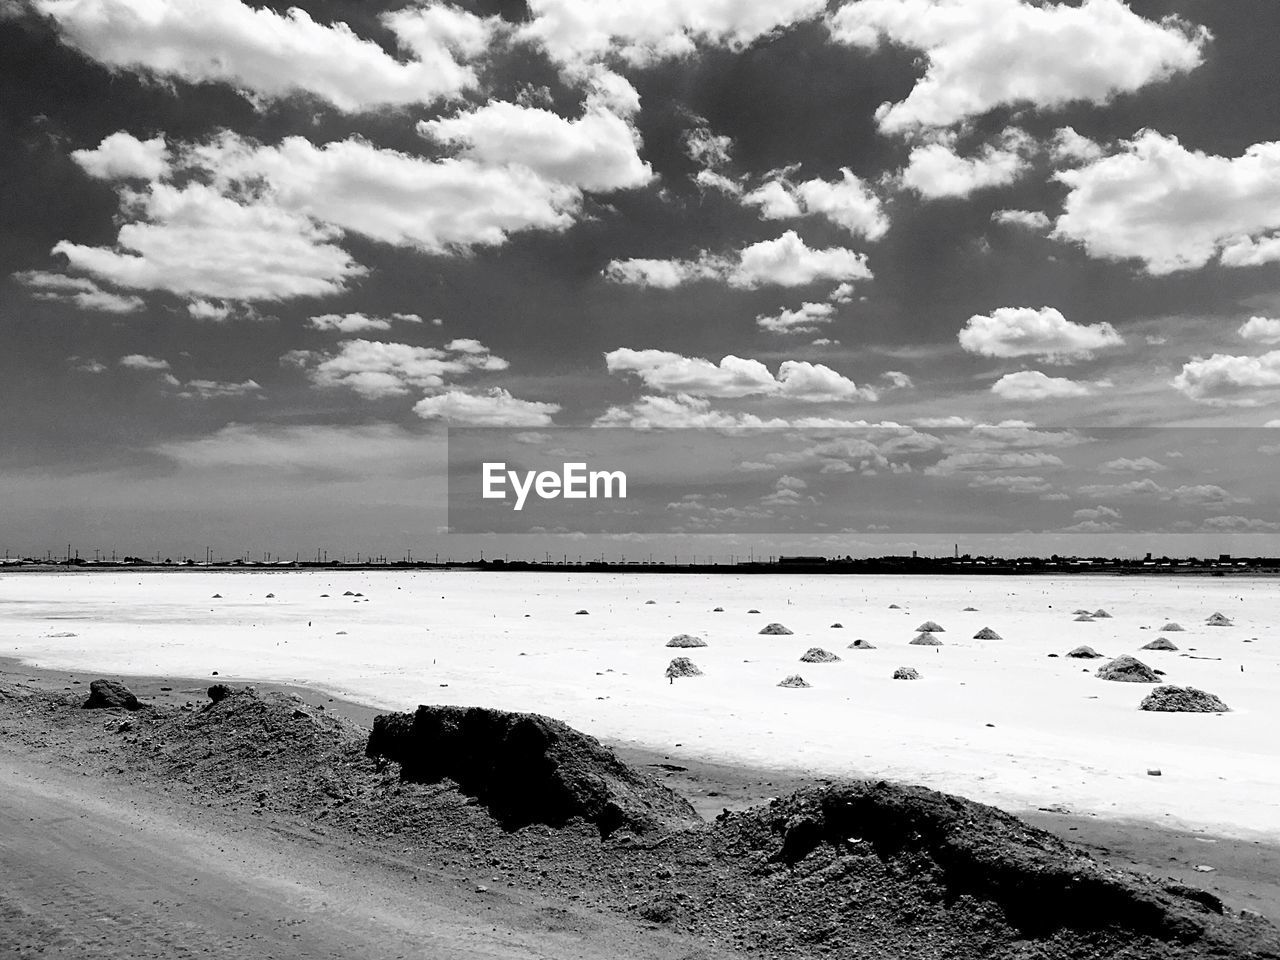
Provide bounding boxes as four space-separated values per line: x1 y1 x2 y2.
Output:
2 570 1276 840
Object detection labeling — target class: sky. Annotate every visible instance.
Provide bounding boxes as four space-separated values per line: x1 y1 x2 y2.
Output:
4 0 1280 560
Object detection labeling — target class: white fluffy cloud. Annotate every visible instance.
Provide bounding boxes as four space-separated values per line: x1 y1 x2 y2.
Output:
13 270 144 313
990 371 1094 401
604 348 874 401
177 378 262 400
899 129 1032 199
828 0 1207 132
606 231 871 290
756 301 836 334
36 0 497 112
71 131 169 180
413 388 559 426
119 353 170 370
744 169 887 240
1100 457 1165 475
958 306 1123 362
594 394 789 429
991 209 1050 230
285 338 508 400
1239 316 1280 345
1054 131 1280 275
308 313 424 333
1172 351 1280 407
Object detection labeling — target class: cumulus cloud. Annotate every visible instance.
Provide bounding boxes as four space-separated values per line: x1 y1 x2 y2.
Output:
1239 316 1280 345
606 231 871 290
1201 515 1280 532
1050 127 1104 165
604 348 875 402
899 129 1032 199
36 0 498 112
990 371 1094 401
285 338 508 399
1076 478 1165 499
308 312 424 333
958 306 1123 362
1054 131 1280 274
1100 457 1165 474
13 269 145 313
1171 350 1280 407
413 388 559 426
743 169 888 240
187 299 233 322
925 450 1065 475
177 378 262 400
756 301 836 334
71 131 169 180
991 209 1050 230
827 0 1207 132
594 394 790 429
119 353 169 370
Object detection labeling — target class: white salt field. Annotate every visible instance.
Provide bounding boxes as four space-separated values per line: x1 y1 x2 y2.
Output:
2 570 1277 840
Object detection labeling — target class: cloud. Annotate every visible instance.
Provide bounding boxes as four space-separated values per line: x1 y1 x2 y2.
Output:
517 0 826 70
1201 515 1280 532
71 131 169 180
154 422 426 474
1099 457 1165 474
743 169 888 240
966 474 1052 494
69 356 107 374
1073 506 1121 522
593 394 789 429
36 0 497 112
959 307 1123 362
1050 127 1104 165
605 231 871 290
13 269 145 313
308 312 424 334
118 353 170 370
899 129 1032 199
685 125 733 168
285 338 508 399
990 371 1094 401
1054 131 1280 275
1167 484 1243 508
756 301 836 333
413 387 559 426
991 209 1050 230
604 348 874 401
827 0 1207 132
176 378 261 400
187 299 233 322
1077 478 1165 498
1239 316 1280 345
1171 351 1280 407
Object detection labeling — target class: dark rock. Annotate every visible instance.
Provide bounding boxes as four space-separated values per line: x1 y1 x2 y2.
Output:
1141 637 1178 651
365 705 698 836
777 674 810 688
665 657 702 679
1066 645 1103 658
666 634 707 648
759 623 793 635
1140 686 1230 713
83 679 141 710
893 667 921 680
800 647 840 663
207 683 234 703
1097 655 1160 683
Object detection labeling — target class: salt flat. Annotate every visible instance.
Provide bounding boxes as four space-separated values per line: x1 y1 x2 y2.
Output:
2 570 1276 839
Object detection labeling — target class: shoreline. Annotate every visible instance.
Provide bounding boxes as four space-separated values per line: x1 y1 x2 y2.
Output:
4 653 1278 926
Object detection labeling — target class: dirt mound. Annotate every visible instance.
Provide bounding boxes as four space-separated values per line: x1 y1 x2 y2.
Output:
1141 637 1178 651
207 683 234 702
1140 686 1231 713
910 633 942 645
830 622 843 628
799 647 840 663
1161 622 1185 631
972 626 1001 640
1206 612 1233 626
665 657 703 679
915 620 944 632
574 609 589 615
1093 609 1113 618
82 679 141 710
888 603 901 609
365 705 698 837
893 667 921 680
1074 614 1095 622
712 606 724 612
759 623 792 635
1097 655 1160 683
665 634 706 648
847 638 876 649
715 780 1230 946
777 674 810 688
1066 645 1103 658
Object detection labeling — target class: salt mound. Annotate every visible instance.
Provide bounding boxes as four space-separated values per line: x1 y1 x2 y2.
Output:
365 705 699 836
666 634 707 648
1092 609 1112 619
1141 637 1178 651
830 622 843 628
1066 645 1103 658
1096 655 1159 683
915 621 944 632
910 633 942 646
1140 686 1230 713
963 606 979 612
888 604 901 609
760 623 793 635
747 609 760 614
82 678 141 710
1073 614 1095 622
1206 612 1232 626
777 674 810 688
848 639 876 649
665 657 703 679
712 606 725 612
575 609 589 615
645 600 656 605
800 647 841 663
211 593 222 599
973 627 1001 640
265 592 275 599
1161 622 1184 631
893 667 921 680
343 590 355 596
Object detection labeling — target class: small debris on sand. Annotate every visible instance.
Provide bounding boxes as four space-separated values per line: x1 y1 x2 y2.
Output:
1161 622 1185 631
1066 645 1103 658
666 634 707 648
1206 612 1233 627
893 667 921 680
800 647 841 663
973 627 1002 640
1096 655 1160 683
665 657 703 679
848 639 876 650
910 633 943 646
759 623 793 635
82 679 141 710
1140 686 1230 713
777 674 810 688
1141 637 1178 651
915 621 944 632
